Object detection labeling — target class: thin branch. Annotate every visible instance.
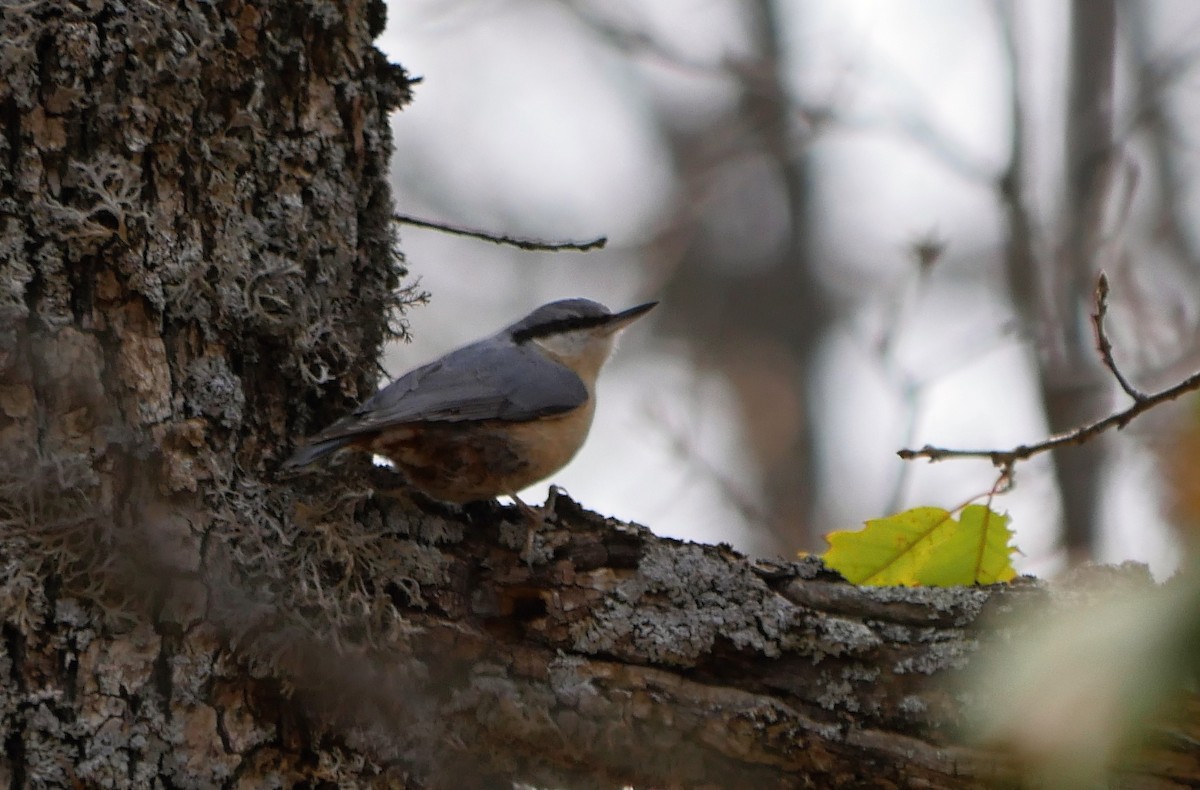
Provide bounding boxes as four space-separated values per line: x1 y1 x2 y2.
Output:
1090 271 1146 401
393 213 606 252
899 272 1200 469
992 0 1044 333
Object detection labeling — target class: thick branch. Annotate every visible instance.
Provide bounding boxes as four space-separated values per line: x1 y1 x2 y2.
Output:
6 442 1200 787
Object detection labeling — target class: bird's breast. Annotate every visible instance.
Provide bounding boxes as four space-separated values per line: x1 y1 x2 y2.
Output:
366 398 598 502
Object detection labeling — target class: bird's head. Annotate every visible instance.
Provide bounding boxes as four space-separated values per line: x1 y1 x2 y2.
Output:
508 298 657 380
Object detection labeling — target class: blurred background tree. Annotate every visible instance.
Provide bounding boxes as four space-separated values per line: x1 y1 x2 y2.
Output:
382 0 1200 572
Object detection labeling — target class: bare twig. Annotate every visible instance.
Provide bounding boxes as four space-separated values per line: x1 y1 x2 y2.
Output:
393 213 606 252
899 273 1200 471
1090 272 1146 401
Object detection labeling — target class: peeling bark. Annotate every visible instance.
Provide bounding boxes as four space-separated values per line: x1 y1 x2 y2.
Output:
1 1 1199 788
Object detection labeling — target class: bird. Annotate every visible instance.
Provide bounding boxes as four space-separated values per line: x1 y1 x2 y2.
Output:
283 298 657 506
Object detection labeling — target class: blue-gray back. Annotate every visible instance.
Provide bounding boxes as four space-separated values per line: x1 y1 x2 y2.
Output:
308 336 588 443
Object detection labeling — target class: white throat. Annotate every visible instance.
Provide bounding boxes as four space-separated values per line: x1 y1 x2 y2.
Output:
533 330 618 382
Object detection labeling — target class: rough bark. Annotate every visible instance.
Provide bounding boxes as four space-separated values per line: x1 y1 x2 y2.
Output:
2 0 1199 788
0 0 411 784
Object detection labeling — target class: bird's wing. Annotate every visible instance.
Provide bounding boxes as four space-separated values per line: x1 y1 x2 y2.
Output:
307 340 588 442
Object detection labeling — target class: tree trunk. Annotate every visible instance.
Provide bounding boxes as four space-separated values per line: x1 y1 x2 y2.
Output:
998 0 1117 560
657 0 830 556
2 1 1198 788
1041 0 1117 557
1 0 410 784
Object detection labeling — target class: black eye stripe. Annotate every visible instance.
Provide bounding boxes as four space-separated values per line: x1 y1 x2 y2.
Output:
512 314 612 344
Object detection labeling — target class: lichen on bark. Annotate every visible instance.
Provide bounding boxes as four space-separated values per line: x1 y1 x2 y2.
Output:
1 0 421 784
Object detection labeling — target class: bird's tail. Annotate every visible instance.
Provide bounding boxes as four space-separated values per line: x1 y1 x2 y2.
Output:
281 437 352 470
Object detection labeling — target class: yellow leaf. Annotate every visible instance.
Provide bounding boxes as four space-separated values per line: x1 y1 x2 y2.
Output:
915 505 1017 586
822 505 1017 587
823 506 953 585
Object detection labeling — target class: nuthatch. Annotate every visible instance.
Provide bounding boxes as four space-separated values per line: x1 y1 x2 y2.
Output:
283 298 657 504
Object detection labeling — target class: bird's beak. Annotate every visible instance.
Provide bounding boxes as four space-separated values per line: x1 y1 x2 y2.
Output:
605 301 658 332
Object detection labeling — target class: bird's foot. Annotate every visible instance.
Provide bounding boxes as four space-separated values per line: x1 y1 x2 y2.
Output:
509 491 558 568
541 484 569 518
